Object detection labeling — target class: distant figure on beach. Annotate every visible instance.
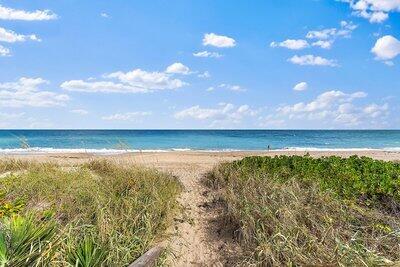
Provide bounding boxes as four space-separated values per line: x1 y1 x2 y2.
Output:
267 145 271 151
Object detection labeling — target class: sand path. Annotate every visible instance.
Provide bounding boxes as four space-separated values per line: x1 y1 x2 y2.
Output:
121 152 240 266
164 164 223 266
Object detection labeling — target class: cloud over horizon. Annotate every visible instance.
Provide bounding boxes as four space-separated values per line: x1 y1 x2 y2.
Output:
0 77 69 108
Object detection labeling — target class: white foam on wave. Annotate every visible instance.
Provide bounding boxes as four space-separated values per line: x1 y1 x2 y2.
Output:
0 147 168 155
0 147 399 155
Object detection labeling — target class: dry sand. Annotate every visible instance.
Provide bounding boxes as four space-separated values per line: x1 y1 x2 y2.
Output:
2 150 399 266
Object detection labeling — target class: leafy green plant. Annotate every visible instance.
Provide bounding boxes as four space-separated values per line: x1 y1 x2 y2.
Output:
207 155 400 266
0 214 57 267
0 191 25 218
216 155 400 209
66 236 107 267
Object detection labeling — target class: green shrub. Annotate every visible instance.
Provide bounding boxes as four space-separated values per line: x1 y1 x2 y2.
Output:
207 155 400 266
0 214 57 266
0 160 181 266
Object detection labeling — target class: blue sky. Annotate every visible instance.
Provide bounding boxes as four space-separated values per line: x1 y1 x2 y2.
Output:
0 0 399 129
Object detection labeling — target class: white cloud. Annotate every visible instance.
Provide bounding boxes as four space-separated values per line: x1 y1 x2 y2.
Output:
0 112 24 120
175 103 257 125
202 33 236 48
288 55 338 67
293 82 308 91
271 21 356 53
384 60 395 66
198 71 211 78
270 39 309 50
0 77 69 108
0 112 25 128
340 0 400 23
26 117 53 129
61 80 147 93
363 103 389 118
312 40 333 49
306 21 357 47
0 5 57 21
259 115 286 128
165 62 190 74
0 45 10 56
62 67 187 93
193 51 222 58
102 111 151 121
306 28 337 40
371 35 400 61
70 109 89 115
263 90 388 127
100 12 110 18
106 69 186 89
278 91 366 115
218 83 246 92
0 27 40 43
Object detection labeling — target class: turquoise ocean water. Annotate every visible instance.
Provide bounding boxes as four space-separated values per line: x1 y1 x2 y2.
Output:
0 130 399 154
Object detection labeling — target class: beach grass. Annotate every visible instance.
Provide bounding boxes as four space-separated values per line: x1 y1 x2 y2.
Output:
206 155 400 266
0 159 181 266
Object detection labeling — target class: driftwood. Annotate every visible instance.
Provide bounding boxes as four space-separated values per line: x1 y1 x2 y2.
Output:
128 245 165 267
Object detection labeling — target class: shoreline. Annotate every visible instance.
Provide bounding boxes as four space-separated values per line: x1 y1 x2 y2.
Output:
0 147 399 155
1 149 399 163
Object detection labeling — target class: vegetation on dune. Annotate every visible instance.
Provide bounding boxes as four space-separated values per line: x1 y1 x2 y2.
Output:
0 159 181 266
207 155 400 266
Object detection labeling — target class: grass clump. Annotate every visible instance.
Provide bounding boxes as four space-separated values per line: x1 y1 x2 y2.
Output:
0 159 31 173
207 155 400 266
0 159 181 266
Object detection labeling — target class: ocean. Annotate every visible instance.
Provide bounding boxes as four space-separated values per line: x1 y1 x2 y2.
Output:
0 130 399 154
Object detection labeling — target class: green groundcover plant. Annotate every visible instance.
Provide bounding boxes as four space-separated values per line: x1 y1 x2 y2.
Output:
0 159 181 266
207 155 400 266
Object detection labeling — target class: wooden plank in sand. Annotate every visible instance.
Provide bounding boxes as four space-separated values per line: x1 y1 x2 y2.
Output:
128 245 164 267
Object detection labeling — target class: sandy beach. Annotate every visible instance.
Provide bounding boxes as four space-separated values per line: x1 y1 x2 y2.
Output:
2 149 400 165
1 150 399 266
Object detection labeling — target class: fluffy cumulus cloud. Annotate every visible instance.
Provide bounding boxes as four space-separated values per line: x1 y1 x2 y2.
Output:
306 21 357 48
165 62 190 74
0 77 69 108
340 0 400 23
288 55 338 67
175 103 257 126
102 111 151 121
61 65 188 93
0 27 40 43
371 35 400 64
271 21 356 54
0 5 57 20
202 33 236 48
293 82 308 91
106 69 186 89
193 51 222 58
311 40 333 49
0 45 10 56
262 90 389 127
270 39 309 50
